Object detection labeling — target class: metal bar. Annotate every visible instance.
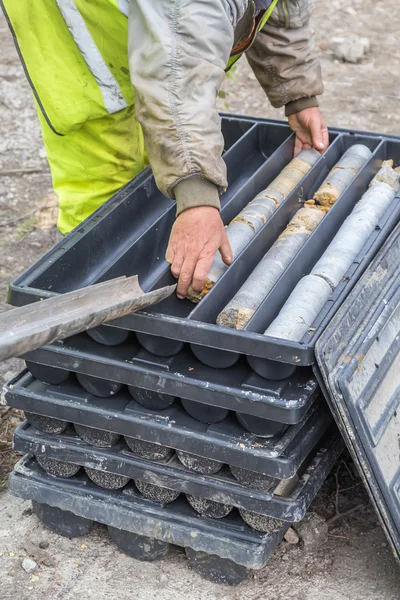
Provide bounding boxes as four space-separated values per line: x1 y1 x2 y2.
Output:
0 276 175 361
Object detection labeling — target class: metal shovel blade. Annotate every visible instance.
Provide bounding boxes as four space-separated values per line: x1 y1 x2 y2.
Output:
0 276 176 362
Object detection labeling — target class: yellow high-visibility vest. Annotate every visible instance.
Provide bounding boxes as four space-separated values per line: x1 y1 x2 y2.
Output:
2 0 279 134
1 0 134 135
0 0 279 233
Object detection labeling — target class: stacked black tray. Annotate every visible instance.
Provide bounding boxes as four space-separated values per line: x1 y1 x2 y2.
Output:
7 116 400 584
5 372 343 584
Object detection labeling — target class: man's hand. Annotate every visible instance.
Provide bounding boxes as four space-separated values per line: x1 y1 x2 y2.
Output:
288 107 329 156
166 206 232 299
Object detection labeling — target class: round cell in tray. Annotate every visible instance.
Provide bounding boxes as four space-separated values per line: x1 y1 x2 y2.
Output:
190 345 240 369
186 495 233 519
124 437 174 462
85 467 130 490
25 361 70 385
239 509 285 534
35 456 81 478
181 399 229 424
176 450 223 475
32 501 93 538
236 413 288 438
24 412 69 435
247 356 297 381
76 373 123 398
74 424 121 447
86 325 130 346
135 480 180 504
185 548 249 585
108 526 170 562
128 386 176 411
136 332 184 357
229 465 279 491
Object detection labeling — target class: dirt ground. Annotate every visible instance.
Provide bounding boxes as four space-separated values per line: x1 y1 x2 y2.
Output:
1 2 400 598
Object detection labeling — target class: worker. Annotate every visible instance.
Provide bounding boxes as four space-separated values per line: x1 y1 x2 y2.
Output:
1 1 328 299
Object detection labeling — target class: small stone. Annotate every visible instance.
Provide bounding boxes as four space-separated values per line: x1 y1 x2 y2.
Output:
294 512 328 551
22 558 37 573
281 554 289 562
39 148 47 159
38 541 49 550
284 527 300 545
331 35 370 64
41 554 56 568
22 508 33 517
30 575 40 582
9 553 15 557
81 544 87 549
158 573 168 585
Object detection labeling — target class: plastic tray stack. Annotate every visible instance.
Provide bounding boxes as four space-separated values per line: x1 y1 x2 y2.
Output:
5 372 344 584
6 115 400 584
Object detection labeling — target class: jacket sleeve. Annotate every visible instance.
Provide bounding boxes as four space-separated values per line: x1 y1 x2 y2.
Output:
246 0 324 116
128 0 248 214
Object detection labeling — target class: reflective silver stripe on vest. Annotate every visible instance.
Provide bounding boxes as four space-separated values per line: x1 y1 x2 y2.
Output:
117 0 129 18
56 0 127 114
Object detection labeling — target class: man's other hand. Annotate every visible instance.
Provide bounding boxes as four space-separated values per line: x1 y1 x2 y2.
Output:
288 107 329 156
166 206 232 299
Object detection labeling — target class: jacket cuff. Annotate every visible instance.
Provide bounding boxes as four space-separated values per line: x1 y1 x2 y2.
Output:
285 96 319 117
173 176 221 217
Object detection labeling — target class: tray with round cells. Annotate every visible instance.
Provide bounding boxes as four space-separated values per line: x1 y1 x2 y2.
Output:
8 450 340 585
22 332 319 427
13 421 344 522
5 371 332 480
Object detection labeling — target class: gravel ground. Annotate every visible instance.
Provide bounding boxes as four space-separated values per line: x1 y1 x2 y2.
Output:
1 2 400 598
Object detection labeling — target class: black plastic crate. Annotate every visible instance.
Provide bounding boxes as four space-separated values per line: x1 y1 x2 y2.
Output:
13 421 343 521
9 455 290 583
21 332 319 425
4 372 332 479
9 118 400 370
